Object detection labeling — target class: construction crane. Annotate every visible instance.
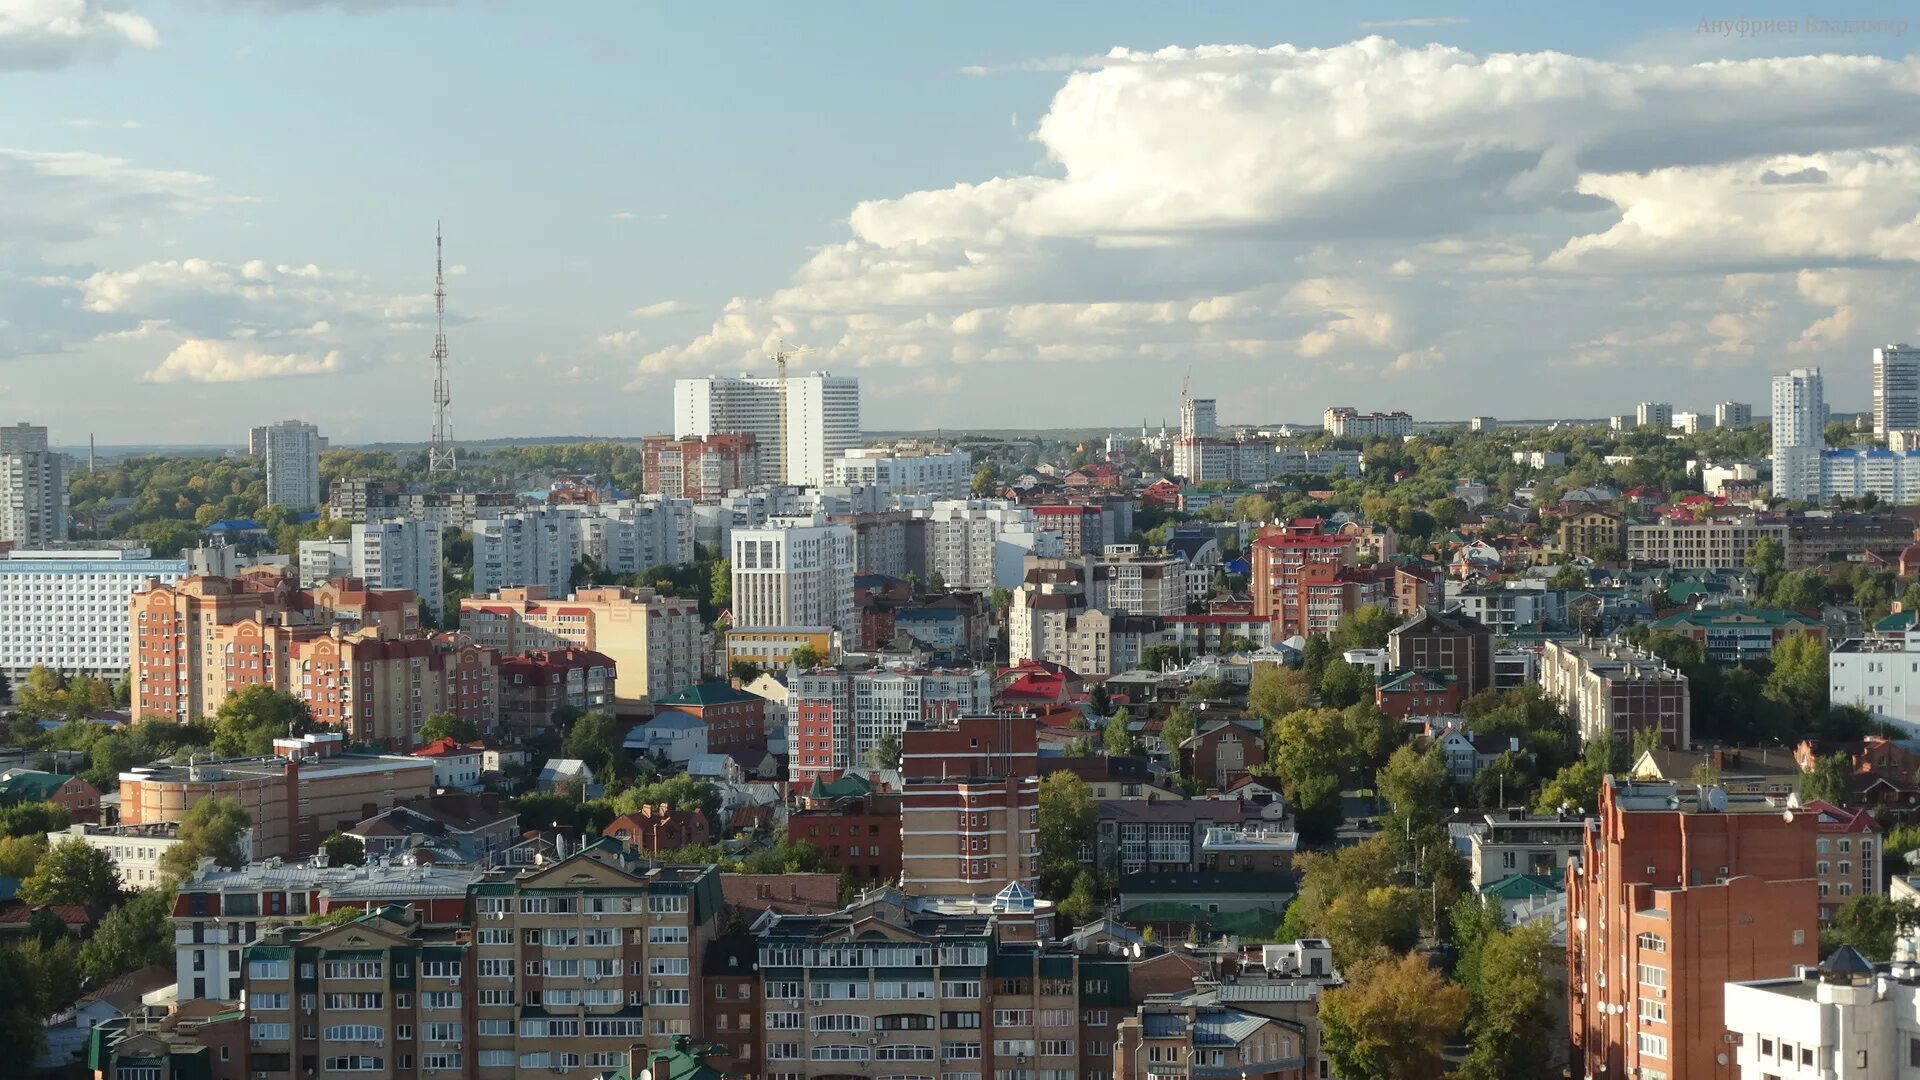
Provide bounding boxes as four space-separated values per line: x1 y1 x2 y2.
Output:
767 338 815 484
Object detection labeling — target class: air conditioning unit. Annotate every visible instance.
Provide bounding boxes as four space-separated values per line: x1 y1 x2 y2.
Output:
592 913 601 920
651 979 663 988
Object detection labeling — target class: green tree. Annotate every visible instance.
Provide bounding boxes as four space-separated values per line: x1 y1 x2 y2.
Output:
1457 922 1560 1080
1822 894 1920 960
562 711 629 782
1057 870 1102 926
1376 744 1453 837
304 906 366 927
321 833 365 868
709 559 732 608
1324 886 1424 960
1766 634 1830 726
971 464 997 496
1745 535 1785 580
1160 706 1195 760
1332 605 1397 651
1796 751 1853 806
210 685 316 758
0 834 48 879
1319 949 1470 1080
79 888 174 980
20 838 121 909
1103 707 1134 757
865 734 902 771
158 796 251 882
0 801 70 839
1037 772 1096 899
0 947 48 1072
1299 636 1335 683
1532 756 1603 815
613 773 722 827
1548 563 1587 590
1448 892 1506 994
728 659 763 684
788 644 824 670
1247 665 1312 722
418 712 479 744
1319 659 1374 708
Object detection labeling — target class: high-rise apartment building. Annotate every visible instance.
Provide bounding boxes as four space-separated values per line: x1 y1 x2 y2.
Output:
674 372 861 486
1088 544 1188 617
459 585 702 702
1322 406 1413 439
569 499 695 576
1874 344 1920 436
0 421 66 547
788 665 994 784
1635 401 1673 428
920 499 1057 591
1773 368 1827 501
641 433 759 502
1715 401 1753 429
351 519 444 623
261 419 323 509
1248 521 1357 637
0 546 187 683
900 714 1040 899
730 517 855 630
830 445 972 496
1180 398 1217 440
1568 777 1820 1080
472 510 581 598
1540 640 1691 748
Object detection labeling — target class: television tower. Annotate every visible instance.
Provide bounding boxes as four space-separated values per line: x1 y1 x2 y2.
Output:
427 223 458 476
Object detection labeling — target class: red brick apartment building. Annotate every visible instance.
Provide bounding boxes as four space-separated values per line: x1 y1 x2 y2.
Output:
1249 521 1357 636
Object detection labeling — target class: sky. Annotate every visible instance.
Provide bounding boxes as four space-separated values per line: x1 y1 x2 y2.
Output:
3 1 1920 446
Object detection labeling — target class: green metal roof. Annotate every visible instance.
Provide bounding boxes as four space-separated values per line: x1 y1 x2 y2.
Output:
1877 610 1919 633
0 771 76 802
1480 873 1564 899
656 682 758 707
812 773 874 798
1648 606 1822 629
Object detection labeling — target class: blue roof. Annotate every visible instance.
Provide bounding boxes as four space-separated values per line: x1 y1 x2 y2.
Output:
204 518 265 532
292 511 321 523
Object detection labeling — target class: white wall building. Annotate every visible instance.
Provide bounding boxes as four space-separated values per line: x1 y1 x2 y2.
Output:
0 546 187 682
1831 637 1920 737
1717 401 1754 429
1180 398 1218 440
0 422 66 548
674 372 861 486
1774 368 1827 501
730 516 856 630
1636 401 1673 428
48 823 254 891
787 666 993 783
1702 461 1763 496
829 446 971 497
296 538 351 587
1875 343 1920 437
261 419 322 509
570 498 694 575
1323 407 1413 439
1090 544 1188 616
472 509 581 599
350 519 444 623
1822 449 1920 504
1725 955 1920 1080
919 499 1059 590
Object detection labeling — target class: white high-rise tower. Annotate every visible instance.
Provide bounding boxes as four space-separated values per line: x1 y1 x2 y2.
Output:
674 372 860 487
1873 344 1920 437
0 423 66 548
1772 368 1826 501
262 420 322 509
1180 398 1217 440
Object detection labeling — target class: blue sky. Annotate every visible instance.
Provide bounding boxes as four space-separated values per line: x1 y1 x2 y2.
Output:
3 1 1919 445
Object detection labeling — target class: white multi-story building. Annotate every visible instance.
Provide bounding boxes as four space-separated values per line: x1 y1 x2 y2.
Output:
1717 401 1753 429
1090 544 1188 616
47 822 254 891
674 372 861 486
1673 411 1706 434
1702 461 1763 496
1626 520 1789 569
829 446 970 497
1725 954 1920 1080
295 537 351 587
1830 636 1920 736
1774 368 1827 501
0 422 66 548
1822 449 1920 504
1635 401 1673 428
730 516 855 630
1180 398 1217 440
352 519 444 623
1272 446 1362 476
569 498 694 575
261 419 322 509
1323 406 1413 439
0 546 187 682
472 510 581 599
918 499 1059 590
1874 343 1920 437
787 666 993 783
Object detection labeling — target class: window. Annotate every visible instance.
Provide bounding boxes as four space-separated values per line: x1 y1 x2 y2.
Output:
649 926 690 944
479 1050 514 1067
647 894 689 914
323 961 383 981
1637 1033 1667 1059
322 994 383 1011
421 1053 462 1070
422 992 461 1010
993 1010 1033 1027
811 1014 868 1033
767 1012 804 1030
421 960 461 978
942 980 982 999
477 1019 512 1036
322 1026 384 1045
252 993 289 1010
1637 999 1665 1023
251 1022 292 1042
322 1057 383 1071
651 988 690 1005
943 1012 981 1029
1635 932 1666 953
649 957 691 976
423 1023 461 1042
1635 964 1667 988
767 1044 804 1061
943 1044 982 1061
1038 1040 1074 1056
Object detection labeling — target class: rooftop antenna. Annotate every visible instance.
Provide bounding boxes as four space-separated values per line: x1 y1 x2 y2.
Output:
427 223 458 477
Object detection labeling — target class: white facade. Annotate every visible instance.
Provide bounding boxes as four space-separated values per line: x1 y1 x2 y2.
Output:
1702 461 1763 496
730 517 856 630
262 419 322 508
1636 401 1673 428
0 547 187 681
417 746 482 790
788 666 993 780
1831 637 1920 737
296 538 351 587
0 422 66 548
1725 964 1920 1080
1774 368 1827 501
1822 450 1920 504
1513 450 1568 469
919 499 1058 590
353 519 444 623
1090 545 1188 616
829 447 970 497
569 498 695 575
1323 407 1413 439
48 823 254 890
674 372 861 486
1717 401 1754 429
472 510 581 598
1180 398 1218 440
1875 343 1920 437
1673 411 1706 434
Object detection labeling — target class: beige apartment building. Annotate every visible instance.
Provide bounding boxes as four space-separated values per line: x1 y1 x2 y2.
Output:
1540 639 1691 749
459 585 702 701
238 844 723 1077
901 714 1041 900
1625 519 1788 569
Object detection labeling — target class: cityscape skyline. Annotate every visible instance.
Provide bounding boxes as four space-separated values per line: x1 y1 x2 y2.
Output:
3 3 1920 441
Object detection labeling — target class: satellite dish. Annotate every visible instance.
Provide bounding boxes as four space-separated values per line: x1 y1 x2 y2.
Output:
1704 786 1728 812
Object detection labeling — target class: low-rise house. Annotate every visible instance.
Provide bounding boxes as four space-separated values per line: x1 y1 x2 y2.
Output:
347 792 519 866
788 774 902 884
1095 798 1268 875
495 647 617 742
1115 999 1310 1080
1464 808 1587 891
535 756 596 795
47 821 256 891
410 736 484 790
1117 870 1297 937
1045 755 1183 800
1646 606 1825 664
625 709 709 764
1631 746 1800 797
1180 717 1268 787
652 682 767 754
604 803 712 853
0 769 102 824
1373 668 1460 719
35 963 174 1071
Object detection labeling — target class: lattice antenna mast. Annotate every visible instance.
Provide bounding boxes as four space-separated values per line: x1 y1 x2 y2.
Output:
427 223 458 475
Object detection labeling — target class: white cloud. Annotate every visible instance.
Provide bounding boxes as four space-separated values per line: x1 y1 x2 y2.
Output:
0 0 158 71
0 148 231 245
630 299 681 319
146 339 342 383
